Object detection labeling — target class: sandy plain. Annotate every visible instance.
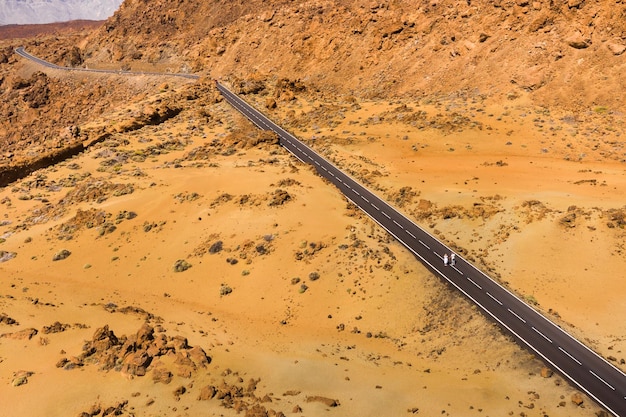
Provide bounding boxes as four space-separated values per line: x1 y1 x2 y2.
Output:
1 69 625 417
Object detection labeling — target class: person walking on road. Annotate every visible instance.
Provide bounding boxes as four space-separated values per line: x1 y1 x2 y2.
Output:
450 253 456 266
443 254 449 266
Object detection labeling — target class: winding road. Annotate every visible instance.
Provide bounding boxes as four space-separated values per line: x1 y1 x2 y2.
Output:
16 46 626 417
15 47 199 80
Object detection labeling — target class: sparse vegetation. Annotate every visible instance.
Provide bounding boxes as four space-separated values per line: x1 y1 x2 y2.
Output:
173 259 192 272
220 285 233 296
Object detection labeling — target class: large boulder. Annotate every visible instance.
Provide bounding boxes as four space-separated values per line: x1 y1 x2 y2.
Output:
121 350 151 377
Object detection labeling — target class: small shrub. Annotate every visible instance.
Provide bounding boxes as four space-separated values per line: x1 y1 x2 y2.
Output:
291 277 301 285
308 271 320 281
299 284 308 294
593 106 608 114
220 285 233 296
526 294 539 305
173 259 192 272
208 241 223 254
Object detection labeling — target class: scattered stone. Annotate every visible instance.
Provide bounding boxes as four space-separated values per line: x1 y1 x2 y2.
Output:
559 212 577 227
305 396 340 407
540 367 553 378
0 314 18 325
1 328 38 340
121 350 151 377
198 385 217 400
55 358 70 368
42 321 69 334
52 249 71 261
152 367 173 384
265 97 277 109
244 404 270 417
571 392 584 406
567 0 583 8
0 251 17 263
173 385 186 397
607 42 626 56
11 370 33 387
12 376 28 387
565 31 590 49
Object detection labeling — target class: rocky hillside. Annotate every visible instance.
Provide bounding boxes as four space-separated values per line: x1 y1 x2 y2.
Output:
75 0 626 112
3 0 626 184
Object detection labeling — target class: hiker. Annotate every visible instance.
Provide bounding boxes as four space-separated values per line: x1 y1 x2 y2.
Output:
443 254 449 266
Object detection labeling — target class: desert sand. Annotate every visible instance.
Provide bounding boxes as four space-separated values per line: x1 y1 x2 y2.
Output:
1 67 625 417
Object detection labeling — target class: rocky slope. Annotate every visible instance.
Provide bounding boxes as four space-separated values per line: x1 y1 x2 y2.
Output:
3 0 626 184
77 0 626 111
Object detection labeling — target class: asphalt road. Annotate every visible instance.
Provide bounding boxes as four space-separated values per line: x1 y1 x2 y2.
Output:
15 47 199 80
216 82 626 417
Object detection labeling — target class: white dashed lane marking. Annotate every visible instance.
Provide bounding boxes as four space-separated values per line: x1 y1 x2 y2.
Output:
393 220 403 229
590 370 616 391
508 308 526 324
382 211 391 219
406 230 416 239
486 292 503 305
467 277 482 290
559 346 582 365
532 327 553 344
418 240 429 250
372 204 380 210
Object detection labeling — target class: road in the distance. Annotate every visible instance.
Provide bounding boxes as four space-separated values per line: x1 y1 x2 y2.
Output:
15 47 199 80
216 82 626 417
